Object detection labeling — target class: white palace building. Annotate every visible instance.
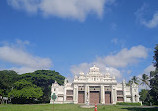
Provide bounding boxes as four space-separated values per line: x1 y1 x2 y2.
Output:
50 65 140 104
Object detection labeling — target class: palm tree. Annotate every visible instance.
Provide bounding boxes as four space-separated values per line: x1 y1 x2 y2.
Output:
140 74 149 89
131 76 139 85
126 80 133 86
140 74 152 105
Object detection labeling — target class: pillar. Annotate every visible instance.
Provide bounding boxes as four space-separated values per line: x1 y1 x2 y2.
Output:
111 85 113 104
84 85 87 104
112 85 117 104
122 80 127 102
85 85 89 105
73 85 78 104
64 86 66 102
101 85 105 104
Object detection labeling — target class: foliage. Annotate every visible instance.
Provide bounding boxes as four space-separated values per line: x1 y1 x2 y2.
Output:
19 70 65 102
116 102 141 106
0 69 65 104
0 70 19 96
131 76 139 85
140 74 149 90
150 44 158 105
139 89 149 105
153 44 158 68
126 76 139 86
8 79 43 104
126 80 132 86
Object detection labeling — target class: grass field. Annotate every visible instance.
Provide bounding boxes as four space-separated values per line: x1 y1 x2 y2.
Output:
0 104 157 111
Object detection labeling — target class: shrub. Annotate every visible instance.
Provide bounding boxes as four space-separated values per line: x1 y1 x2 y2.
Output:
116 102 141 106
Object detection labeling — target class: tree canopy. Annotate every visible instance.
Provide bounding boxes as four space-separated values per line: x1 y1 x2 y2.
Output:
150 44 158 105
0 70 19 96
8 79 43 104
140 74 149 89
139 89 149 105
0 69 65 103
19 70 65 102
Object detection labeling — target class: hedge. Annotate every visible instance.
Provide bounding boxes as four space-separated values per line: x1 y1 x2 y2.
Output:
116 102 141 106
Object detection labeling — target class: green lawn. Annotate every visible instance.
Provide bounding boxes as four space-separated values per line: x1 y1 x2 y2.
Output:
0 104 157 111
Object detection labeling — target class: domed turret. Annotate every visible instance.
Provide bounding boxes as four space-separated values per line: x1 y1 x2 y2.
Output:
89 65 99 72
88 65 101 75
79 72 84 76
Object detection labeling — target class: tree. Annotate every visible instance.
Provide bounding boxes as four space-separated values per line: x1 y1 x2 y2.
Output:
0 69 65 103
126 80 132 86
8 79 43 104
153 44 158 68
131 76 139 85
140 74 149 89
126 76 139 86
139 89 149 105
0 70 19 96
19 70 65 103
150 44 158 105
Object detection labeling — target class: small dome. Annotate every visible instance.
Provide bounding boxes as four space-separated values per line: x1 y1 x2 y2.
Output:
88 65 102 75
90 65 99 72
79 72 84 76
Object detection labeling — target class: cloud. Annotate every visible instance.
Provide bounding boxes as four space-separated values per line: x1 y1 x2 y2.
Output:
70 62 121 79
135 4 158 28
7 0 115 21
97 45 148 68
70 62 91 75
142 12 158 28
9 67 38 74
143 64 155 75
0 40 52 74
137 65 155 80
70 45 148 79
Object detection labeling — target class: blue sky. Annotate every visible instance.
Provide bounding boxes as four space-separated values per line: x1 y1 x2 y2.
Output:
0 0 158 82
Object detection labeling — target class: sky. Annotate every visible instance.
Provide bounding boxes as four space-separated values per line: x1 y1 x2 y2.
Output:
0 0 158 83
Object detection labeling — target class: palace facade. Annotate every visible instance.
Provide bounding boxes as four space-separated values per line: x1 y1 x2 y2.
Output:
50 65 140 104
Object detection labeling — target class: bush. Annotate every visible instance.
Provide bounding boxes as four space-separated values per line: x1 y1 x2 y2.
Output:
116 102 141 106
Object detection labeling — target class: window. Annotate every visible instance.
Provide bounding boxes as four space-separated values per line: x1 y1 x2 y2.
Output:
66 96 73 101
66 90 73 95
117 97 124 101
117 91 123 95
